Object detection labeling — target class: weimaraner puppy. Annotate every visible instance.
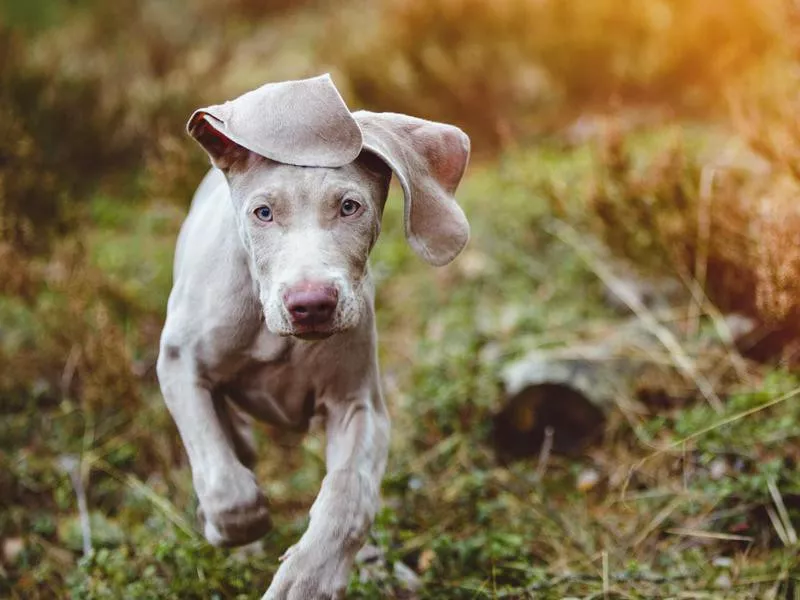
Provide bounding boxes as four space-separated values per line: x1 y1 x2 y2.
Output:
157 74 470 599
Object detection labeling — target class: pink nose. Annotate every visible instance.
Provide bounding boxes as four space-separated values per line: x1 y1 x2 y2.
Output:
283 282 339 327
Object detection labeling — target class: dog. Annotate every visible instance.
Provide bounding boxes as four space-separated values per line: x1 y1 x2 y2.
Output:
156 74 470 599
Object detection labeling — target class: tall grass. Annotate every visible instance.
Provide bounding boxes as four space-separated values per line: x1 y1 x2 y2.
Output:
0 31 140 254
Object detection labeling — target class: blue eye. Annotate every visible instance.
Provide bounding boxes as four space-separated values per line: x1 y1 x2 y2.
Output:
254 205 273 222
340 198 361 217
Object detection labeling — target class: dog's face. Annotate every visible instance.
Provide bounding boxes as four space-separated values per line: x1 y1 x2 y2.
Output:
225 153 391 339
187 77 471 341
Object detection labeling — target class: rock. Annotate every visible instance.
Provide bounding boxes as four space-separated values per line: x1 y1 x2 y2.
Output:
494 326 643 459
493 315 758 461
576 468 601 492
714 573 732 589
417 548 436 572
709 458 728 480
2 537 24 564
712 556 733 569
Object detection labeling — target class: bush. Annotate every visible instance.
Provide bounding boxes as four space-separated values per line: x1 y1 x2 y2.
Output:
328 0 791 149
559 126 800 360
0 31 140 254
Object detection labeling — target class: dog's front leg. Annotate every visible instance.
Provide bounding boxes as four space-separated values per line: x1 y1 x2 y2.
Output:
263 384 390 600
157 352 271 546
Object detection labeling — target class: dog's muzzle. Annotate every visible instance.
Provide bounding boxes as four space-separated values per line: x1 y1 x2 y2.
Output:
283 281 339 338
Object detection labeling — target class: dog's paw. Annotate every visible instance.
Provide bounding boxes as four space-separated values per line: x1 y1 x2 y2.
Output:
262 544 349 600
197 467 272 547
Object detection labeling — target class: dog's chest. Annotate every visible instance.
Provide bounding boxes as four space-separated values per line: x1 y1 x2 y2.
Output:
224 328 328 430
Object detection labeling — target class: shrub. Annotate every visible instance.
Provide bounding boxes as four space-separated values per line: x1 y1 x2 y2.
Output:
560 126 800 360
0 31 140 254
328 0 792 149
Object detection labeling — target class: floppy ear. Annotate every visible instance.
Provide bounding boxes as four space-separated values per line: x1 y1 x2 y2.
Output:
354 111 471 266
186 74 362 171
187 113 251 171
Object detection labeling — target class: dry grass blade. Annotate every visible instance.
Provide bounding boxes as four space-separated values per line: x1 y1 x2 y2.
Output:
666 528 754 542
686 165 715 337
549 219 724 412
767 478 797 546
88 455 198 540
632 495 686 547
678 271 752 383
766 506 790 547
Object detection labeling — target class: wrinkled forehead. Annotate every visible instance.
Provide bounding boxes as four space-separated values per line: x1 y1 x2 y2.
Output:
230 154 388 205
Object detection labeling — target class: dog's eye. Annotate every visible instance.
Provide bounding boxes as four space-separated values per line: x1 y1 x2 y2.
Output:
340 199 361 217
254 205 273 222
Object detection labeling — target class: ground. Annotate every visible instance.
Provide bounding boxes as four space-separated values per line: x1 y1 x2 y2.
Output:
3 137 800 599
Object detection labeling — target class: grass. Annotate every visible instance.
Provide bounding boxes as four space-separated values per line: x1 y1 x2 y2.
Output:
4 0 800 597
4 137 800 598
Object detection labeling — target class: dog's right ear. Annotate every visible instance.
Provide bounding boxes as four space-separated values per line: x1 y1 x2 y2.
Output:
187 74 362 173
187 113 251 172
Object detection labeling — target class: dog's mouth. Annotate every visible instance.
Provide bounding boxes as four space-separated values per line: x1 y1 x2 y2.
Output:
265 314 343 340
292 328 335 341
285 321 345 340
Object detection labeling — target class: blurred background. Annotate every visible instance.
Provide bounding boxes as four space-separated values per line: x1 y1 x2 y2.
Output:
3 0 800 597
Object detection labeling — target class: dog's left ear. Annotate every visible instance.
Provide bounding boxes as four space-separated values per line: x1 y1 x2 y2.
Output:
354 111 471 266
187 114 252 172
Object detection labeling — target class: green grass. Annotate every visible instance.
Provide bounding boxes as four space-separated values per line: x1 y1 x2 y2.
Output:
3 138 800 599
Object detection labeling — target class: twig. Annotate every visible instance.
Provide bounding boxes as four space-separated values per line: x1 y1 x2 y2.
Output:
535 426 554 482
60 344 81 399
57 454 92 557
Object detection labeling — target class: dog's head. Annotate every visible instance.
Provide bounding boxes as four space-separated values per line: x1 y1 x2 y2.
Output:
187 75 470 339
